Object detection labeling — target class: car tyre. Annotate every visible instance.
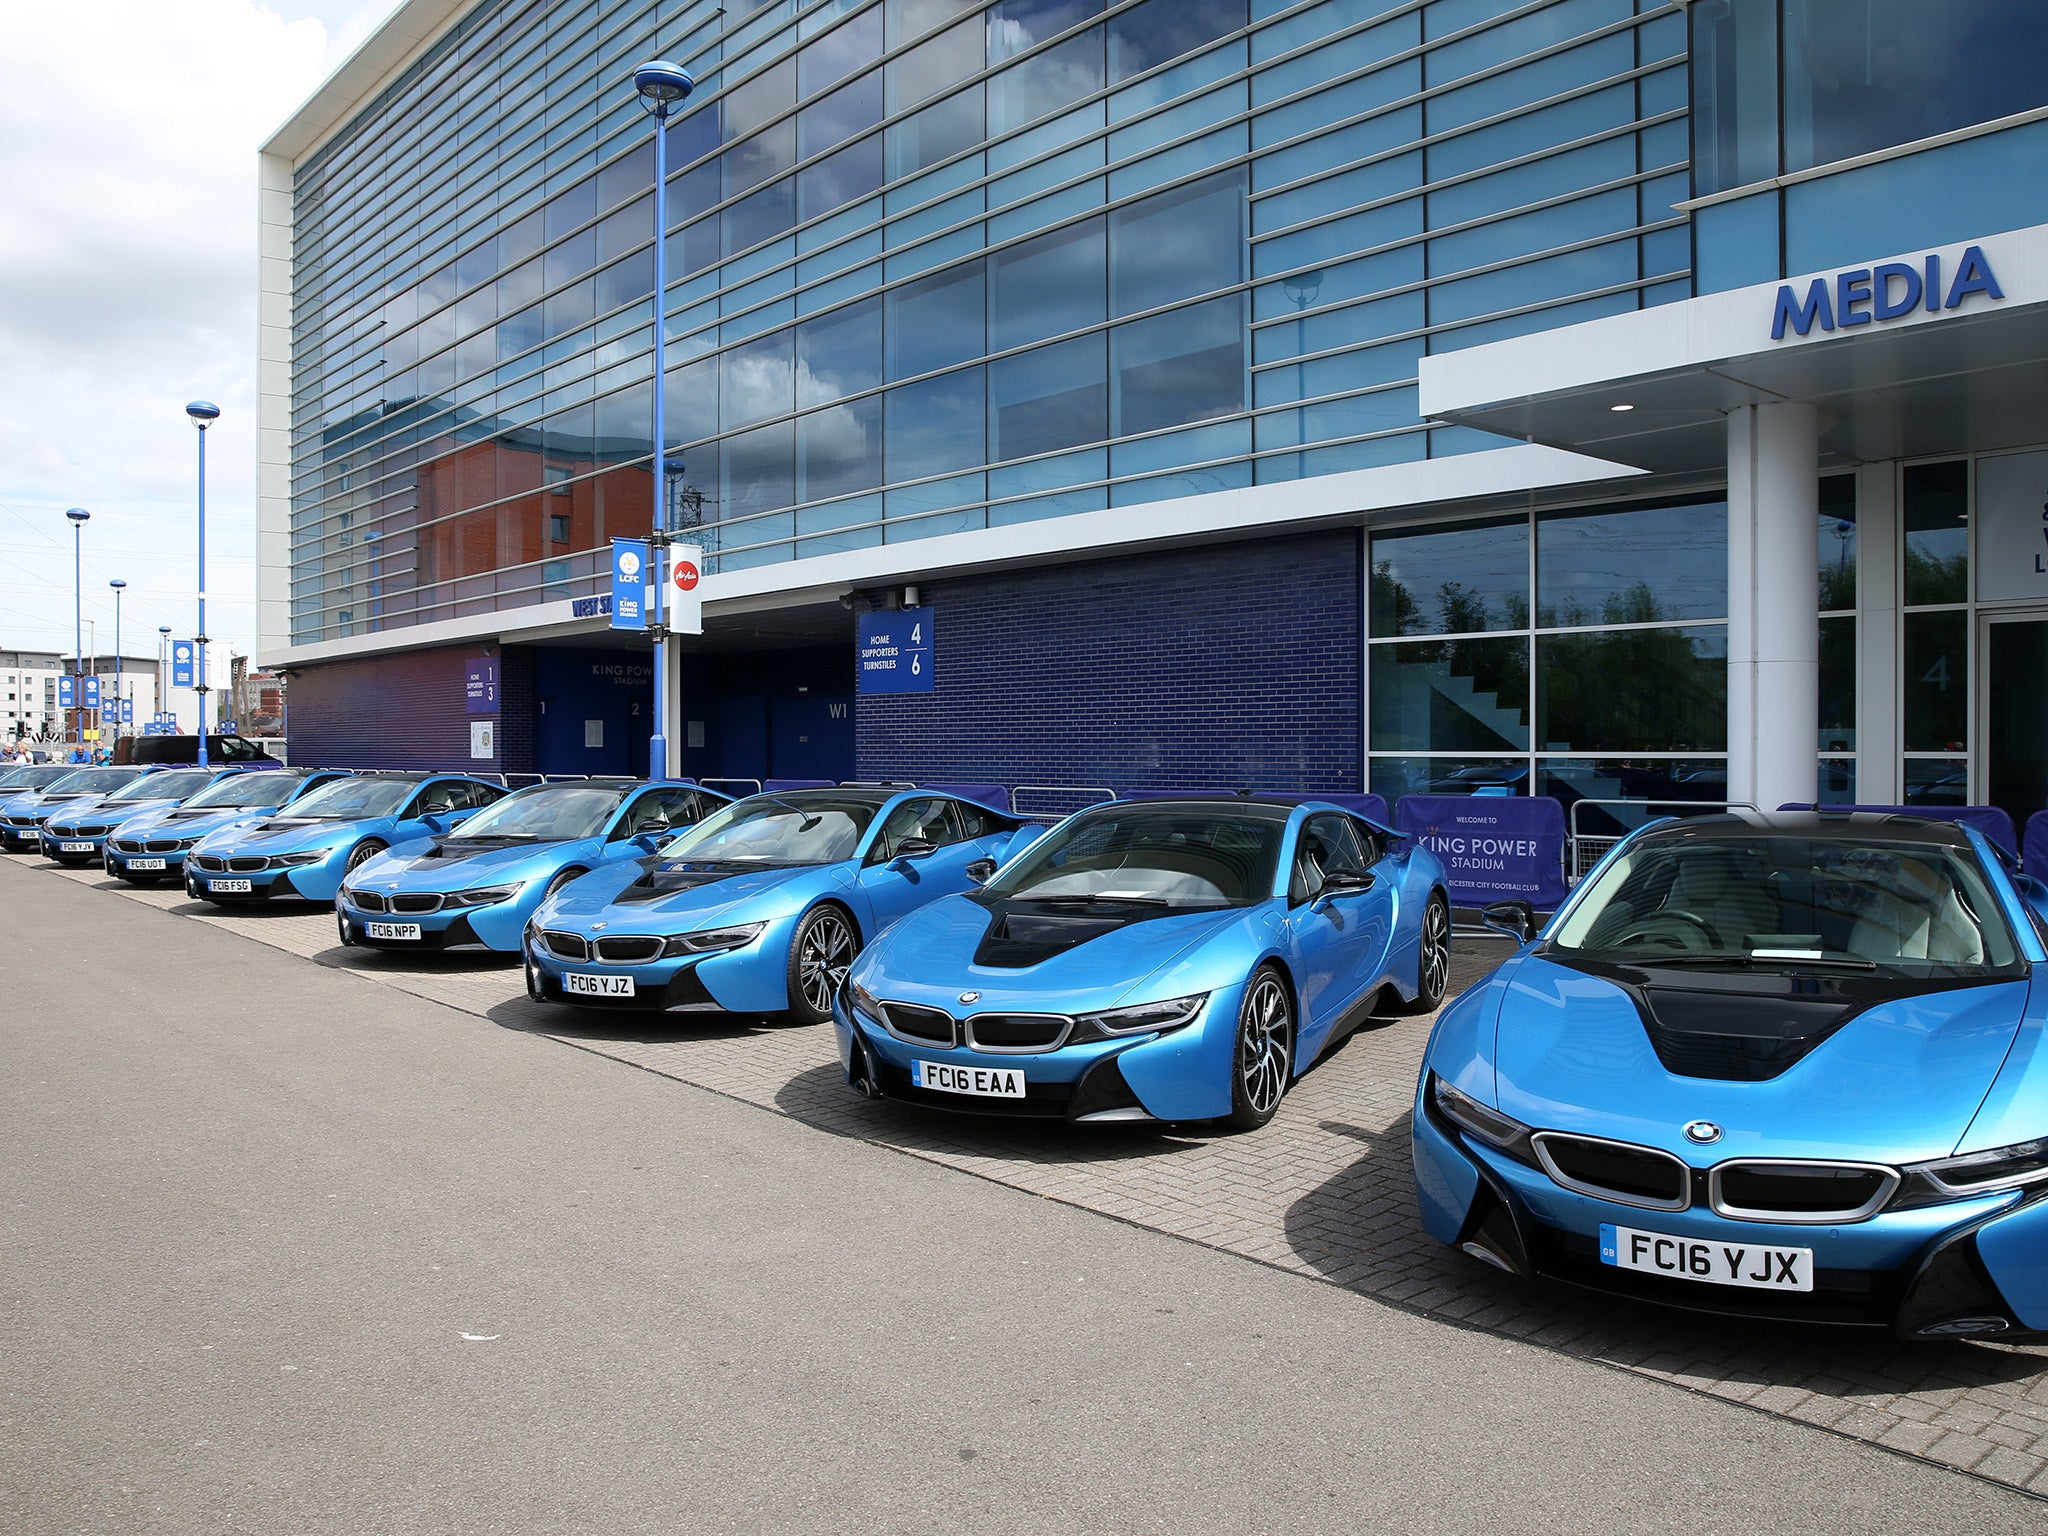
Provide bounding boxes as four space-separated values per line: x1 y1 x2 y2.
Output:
781 904 858 1025
344 839 386 876
543 866 586 899
1390 892 1453 1016
1225 965 1294 1133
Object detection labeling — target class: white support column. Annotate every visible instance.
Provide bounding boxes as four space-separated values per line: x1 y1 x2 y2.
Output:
1853 460 1901 803
660 635 684 778
1727 402 1821 810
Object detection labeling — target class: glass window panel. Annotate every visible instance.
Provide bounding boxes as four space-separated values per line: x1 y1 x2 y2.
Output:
990 215 1105 351
800 68 884 159
1817 757 1857 805
457 240 496 291
799 6 883 96
1820 614 1856 751
499 210 544 268
498 303 545 362
1537 500 1728 627
664 353 719 447
886 259 986 378
597 139 654 209
798 296 882 408
1428 34 1634 138
887 0 980 47
884 365 987 481
989 26 1106 136
1110 293 1245 437
888 17 983 113
1369 636 1530 752
595 196 651 263
1427 83 1632 183
723 177 797 254
1903 609 1968 754
1537 627 1728 753
593 247 654 313
886 85 985 179
799 133 884 222
1535 758 1730 813
798 396 883 502
1110 170 1243 317
545 178 598 241
669 160 721 231
664 99 722 169
456 287 496 338
1369 756 1530 801
989 0 1104 62
1370 517 1529 638
594 380 652 459
725 121 796 197
720 419 796 524
989 334 1107 460
456 329 495 380
544 227 596 288
720 327 795 429
1782 0 2048 175
1820 473 1857 611
1109 0 1245 83
1903 459 1969 606
724 57 795 144
1904 756 1968 808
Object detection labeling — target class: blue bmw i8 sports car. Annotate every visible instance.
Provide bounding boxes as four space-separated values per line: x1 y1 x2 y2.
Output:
336 778 730 953
835 795 1452 1131
105 767 354 883
1414 810 2048 1340
0 765 152 852
524 785 1040 1022
186 771 506 905
40 765 266 864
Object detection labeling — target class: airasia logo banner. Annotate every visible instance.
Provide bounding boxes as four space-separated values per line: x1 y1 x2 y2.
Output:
1393 794 1569 908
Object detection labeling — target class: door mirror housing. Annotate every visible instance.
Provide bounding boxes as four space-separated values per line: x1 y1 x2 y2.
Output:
1316 868 1377 898
892 836 938 862
1481 899 1538 943
964 857 998 885
419 813 451 834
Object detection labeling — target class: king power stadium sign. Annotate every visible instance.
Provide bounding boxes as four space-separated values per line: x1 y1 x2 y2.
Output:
1770 243 2003 341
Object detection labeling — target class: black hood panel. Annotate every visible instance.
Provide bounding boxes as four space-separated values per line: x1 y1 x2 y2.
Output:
613 859 746 904
968 896 1176 968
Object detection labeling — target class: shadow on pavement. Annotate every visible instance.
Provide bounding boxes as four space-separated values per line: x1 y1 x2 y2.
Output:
485 995 770 1046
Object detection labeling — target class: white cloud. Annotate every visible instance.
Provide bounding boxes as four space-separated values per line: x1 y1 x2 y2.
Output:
0 0 395 668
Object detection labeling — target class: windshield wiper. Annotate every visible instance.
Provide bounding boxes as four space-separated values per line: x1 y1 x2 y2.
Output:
1616 952 1880 971
1011 893 1172 909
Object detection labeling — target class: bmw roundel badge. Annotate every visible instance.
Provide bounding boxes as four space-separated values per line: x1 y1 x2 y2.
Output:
958 991 980 1005
1683 1120 1722 1145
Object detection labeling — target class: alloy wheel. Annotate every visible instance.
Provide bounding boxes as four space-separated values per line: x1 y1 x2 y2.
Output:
1422 897 1450 1001
796 909 856 1016
1238 972 1292 1117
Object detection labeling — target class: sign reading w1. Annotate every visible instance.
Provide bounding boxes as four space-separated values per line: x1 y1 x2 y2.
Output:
858 607 934 695
1771 244 2002 341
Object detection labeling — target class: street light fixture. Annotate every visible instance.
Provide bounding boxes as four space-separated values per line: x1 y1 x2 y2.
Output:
187 400 219 766
633 58 694 780
109 579 126 744
65 509 89 760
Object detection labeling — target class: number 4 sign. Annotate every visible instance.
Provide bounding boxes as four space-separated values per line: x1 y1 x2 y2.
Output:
857 606 934 695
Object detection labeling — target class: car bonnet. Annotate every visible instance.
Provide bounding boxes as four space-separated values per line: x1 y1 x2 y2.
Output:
358 836 578 892
542 856 824 929
1491 955 2031 1165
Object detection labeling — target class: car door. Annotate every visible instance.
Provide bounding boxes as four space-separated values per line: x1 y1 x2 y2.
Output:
857 797 981 933
1284 813 1392 1062
396 779 462 841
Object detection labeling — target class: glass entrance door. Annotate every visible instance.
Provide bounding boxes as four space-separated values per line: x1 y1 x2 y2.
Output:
1983 614 2048 839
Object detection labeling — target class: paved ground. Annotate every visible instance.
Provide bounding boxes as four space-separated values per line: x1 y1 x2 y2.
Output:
8 855 2048 1524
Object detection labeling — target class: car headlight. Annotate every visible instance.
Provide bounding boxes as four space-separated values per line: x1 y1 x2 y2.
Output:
1067 994 1207 1043
1430 1075 1537 1165
272 851 325 867
1895 1137 2048 1207
847 981 886 1026
660 922 767 958
448 883 520 908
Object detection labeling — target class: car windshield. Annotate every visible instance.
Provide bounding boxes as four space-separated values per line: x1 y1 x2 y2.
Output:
658 794 878 865
984 806 1287 908
47 767 142 795
456 784 628 841
2 765 72 789
183 773 300 810
288 778 415 819
109 771 212 802
1549 833 2023 976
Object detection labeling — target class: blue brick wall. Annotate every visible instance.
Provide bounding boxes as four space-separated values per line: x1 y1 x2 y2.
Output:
856 531 1362 794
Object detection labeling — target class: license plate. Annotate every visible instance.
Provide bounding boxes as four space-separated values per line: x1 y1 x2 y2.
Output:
911 1060 1027 1099
1599 1223 1813 1292
128 857 166 871
59 841 93 853
209 878 254 893
367 921 422 940
564 972 634 997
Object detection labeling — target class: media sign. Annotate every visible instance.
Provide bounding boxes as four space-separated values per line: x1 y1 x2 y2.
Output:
857 607 934 695
1770 244 2002 341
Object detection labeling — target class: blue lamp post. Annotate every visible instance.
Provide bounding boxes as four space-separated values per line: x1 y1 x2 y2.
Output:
65 508 89 760
187 400 219 765
632 58 694 780
157 625 172 728
109 579 126 746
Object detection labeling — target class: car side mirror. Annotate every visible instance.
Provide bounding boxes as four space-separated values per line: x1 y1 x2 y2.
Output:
632 831 665 850
965 857 998 885
1317 868 1376 898
892 836 938 861
419 813 450 834
1482 899 1537 943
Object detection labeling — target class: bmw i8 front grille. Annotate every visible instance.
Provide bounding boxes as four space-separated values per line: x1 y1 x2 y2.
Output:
392 894 443 915
963 1014 1073 1052
193 854 227 872
540 930 589 961
112 839 144 853
881 1002 956 1046
1531 1132 1690 1211
352 891 389 913
593 935 663 962
231 857 270 873
1708 1160 1900 1224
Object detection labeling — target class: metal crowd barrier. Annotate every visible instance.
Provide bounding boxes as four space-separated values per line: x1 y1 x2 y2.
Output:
1566 798 1757 884
1010 784 1117 822
699 777 762 798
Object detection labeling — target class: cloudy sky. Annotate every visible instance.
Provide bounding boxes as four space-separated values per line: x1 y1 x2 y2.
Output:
0 0 401 671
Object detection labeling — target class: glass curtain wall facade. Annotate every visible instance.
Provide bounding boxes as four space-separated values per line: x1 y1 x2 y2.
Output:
288 0 1692 645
